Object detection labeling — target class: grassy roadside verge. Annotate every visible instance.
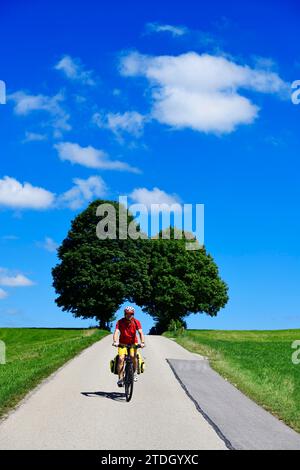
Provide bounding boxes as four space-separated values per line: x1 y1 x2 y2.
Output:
164 329 300 433
0 328 109 418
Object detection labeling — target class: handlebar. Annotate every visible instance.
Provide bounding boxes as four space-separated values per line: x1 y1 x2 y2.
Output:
113 343 143 349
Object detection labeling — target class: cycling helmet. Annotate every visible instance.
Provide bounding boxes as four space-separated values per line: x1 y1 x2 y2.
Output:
124 306 135 315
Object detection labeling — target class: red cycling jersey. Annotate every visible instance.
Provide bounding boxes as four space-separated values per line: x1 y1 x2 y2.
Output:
116 317 142 345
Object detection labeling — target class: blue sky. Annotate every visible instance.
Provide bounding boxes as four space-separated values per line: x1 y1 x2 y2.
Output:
0 0 300 332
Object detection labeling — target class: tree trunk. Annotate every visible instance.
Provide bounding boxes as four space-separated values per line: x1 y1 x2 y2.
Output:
99 319 107 330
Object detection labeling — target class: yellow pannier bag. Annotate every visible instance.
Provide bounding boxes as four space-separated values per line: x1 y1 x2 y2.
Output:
110 352 145 374
110 355 119 374
137 352 145 374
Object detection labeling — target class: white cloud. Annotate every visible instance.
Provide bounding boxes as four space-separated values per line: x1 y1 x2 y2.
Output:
54 55 96 86
0 288 8 299
130 187 181 211
39 237 59 253
75 95 87 104
54 141 140 173
9 90 65 116
145 23 221 50
0 269 34 287
9 90 71 135
9 91 60 115
57 176 107 210
120 51 289 134
0 176 55 210
93 111 146 137
252 55 277 71
0 174 112 212
23 132 47 143
145 22 188 36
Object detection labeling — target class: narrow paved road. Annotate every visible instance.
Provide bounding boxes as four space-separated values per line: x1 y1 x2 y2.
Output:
0 335 226 450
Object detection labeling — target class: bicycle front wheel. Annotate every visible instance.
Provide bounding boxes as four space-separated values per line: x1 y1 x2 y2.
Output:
124 362 134 402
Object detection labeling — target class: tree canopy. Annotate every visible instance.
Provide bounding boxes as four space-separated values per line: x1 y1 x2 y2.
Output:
52 200 228 331
52 200 150 329
138 228 228 333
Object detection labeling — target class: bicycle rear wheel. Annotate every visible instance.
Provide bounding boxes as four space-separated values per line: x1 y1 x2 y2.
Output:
124 361 134 402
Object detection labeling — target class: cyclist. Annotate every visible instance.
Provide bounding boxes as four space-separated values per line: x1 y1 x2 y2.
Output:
112 306 145 387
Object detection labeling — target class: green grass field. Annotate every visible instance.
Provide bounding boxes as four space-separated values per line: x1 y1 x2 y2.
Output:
164 329 300 433
0 328 109 418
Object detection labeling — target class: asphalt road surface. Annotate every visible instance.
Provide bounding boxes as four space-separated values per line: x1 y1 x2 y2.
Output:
168 359 300 450
0 335 227 450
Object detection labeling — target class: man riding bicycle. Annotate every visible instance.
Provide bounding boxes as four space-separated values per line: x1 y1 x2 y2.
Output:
112 306 145 387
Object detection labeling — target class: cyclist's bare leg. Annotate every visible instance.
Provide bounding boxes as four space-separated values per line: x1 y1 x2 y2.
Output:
118 354 125 380
130 350 138 372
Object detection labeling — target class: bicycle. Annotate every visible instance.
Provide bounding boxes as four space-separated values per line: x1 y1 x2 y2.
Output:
114 343 142 402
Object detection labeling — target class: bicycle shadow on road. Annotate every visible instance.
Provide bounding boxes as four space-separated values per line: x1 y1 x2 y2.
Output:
81 391 126 402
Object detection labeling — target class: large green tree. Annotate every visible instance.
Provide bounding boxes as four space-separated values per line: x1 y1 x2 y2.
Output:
52 200 150 329
138 228 228 334
52 201 228 332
